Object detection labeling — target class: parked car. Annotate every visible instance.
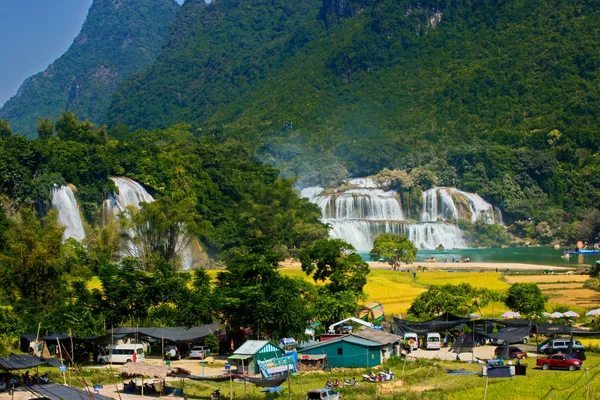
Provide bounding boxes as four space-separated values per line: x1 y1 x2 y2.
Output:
189 345 210 359
306 388 341 400
425 332 441 350
537 338 584 355
165 344 181 360
536 354 582 371
98 344 145 364
494 346 527 359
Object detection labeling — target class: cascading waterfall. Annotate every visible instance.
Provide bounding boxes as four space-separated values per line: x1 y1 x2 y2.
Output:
103 177 155 219
51 185 86 241
420 187 502 224
301 179 502 252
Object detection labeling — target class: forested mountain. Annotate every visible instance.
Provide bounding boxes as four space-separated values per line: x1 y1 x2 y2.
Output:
104 0 600 242
0 0 179 136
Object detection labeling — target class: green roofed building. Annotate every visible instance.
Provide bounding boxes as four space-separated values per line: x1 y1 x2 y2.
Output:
299 336 383 369
228 340 283 375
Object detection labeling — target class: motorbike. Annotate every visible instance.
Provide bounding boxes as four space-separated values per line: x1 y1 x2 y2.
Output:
362 373 378 382
33 373 49 385
344 378 359 386
325 379 342 389
378 369 395 381
210 389 221 400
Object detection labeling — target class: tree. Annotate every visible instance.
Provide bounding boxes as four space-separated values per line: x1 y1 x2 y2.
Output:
0 209 66 314
0 119 11 139
408 283 501 319
215 245 312 339
120 196 197 271
299 238 370 294
505 283 548 316
36 117 54 140
370 233 418 270
204 332 220 355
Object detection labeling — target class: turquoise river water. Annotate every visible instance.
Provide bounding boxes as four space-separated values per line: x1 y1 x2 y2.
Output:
364 247 600 267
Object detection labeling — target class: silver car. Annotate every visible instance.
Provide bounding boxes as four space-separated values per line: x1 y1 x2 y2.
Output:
306 388 341 400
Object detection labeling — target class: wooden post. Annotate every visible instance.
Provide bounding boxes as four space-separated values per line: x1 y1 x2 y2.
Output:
287 365 291 400
229 368 233 400
483 376 489 400
243 359 247 399
141 376 144 397
56 338 66 385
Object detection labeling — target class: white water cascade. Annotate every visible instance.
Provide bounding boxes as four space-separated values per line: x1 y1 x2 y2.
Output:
301 178 502 252
51 185 86 241
104 177 201 270
421 187 502 224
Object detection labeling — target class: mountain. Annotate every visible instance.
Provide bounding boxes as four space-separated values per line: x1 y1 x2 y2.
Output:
103 0 600 233
0 0 180 136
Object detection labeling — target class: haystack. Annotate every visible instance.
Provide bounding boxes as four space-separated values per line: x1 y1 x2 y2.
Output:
120 363 168 379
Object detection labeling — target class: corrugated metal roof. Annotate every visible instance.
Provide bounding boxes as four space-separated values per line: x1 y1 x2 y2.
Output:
234 340 281 355
351 329 403 345
300 335 381 350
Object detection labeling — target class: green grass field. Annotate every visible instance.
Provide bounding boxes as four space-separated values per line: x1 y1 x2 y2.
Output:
67 354 600 399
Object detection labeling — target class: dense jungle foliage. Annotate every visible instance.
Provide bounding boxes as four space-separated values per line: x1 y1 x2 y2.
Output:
0 0 179 135
104 0 600 244
0 113 375 344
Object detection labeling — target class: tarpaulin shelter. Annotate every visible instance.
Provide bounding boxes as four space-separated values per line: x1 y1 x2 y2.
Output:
27 383 113 400
0 354 50 371
111 322 220 343
393 314 471 335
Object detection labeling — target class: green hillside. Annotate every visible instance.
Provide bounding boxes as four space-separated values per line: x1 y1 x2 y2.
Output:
104 0 600 242
0 0 180 136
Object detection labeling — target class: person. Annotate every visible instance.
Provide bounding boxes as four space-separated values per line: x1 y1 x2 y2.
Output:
516 358 521 366
444 335 448 348
352 377 358 385
455 354 460 361
498 358 504 366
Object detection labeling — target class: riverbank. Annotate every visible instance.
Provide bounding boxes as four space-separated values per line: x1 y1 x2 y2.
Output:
281 259 574 271
368 261 574 271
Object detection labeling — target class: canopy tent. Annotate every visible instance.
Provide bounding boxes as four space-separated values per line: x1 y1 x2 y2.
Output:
112 322 220 343
27 384 113 400
477 326 532 344
328 317 374 331
393 315 471 335
0 354 50 371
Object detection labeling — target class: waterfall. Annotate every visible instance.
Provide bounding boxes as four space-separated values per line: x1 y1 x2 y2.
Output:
420 187 501 224
104 177 155 217
324 220 466 253
51 185 86 241
301 178 503 252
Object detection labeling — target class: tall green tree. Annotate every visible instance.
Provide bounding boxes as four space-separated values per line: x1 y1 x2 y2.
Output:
505 283 548 316
120 196 197 271
36 117 54 140
0 119 11 140
216 243 311 339
299 238 370 294
0 209 66 314
408 283 501 319
370 233 418 270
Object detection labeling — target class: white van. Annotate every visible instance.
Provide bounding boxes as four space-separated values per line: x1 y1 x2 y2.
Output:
404 333 419 350
425 333 441 350
98 344 145 364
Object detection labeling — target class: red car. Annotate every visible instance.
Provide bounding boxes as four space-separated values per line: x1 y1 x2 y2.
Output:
494 346 527 359
536 354 582 371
